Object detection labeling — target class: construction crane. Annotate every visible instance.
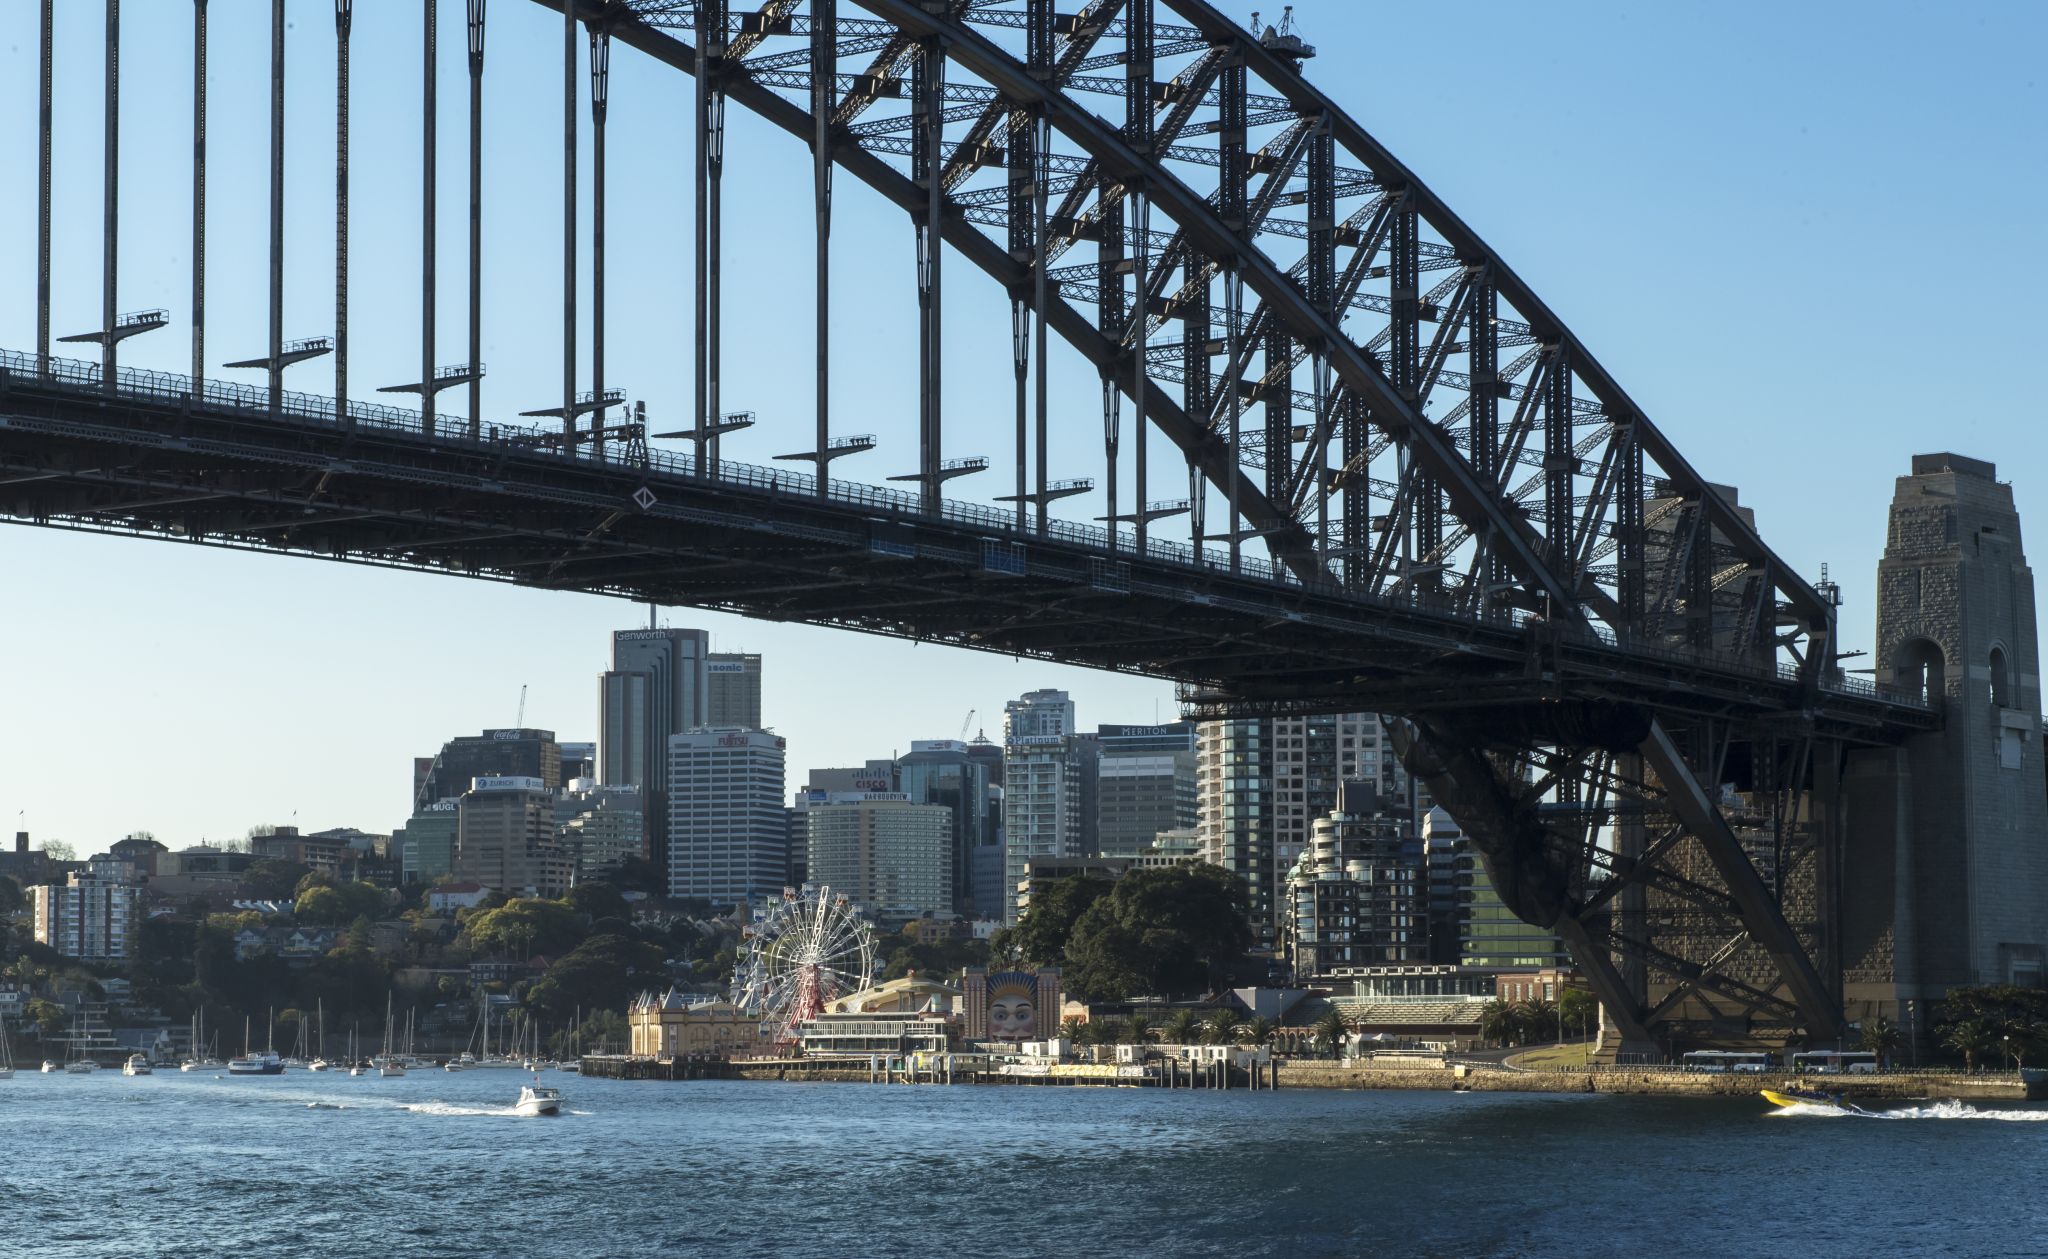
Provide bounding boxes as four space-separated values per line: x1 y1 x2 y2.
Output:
959 709 976 741
516 684 527 728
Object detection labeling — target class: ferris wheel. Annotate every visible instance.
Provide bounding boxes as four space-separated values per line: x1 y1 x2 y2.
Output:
729 885 877 1045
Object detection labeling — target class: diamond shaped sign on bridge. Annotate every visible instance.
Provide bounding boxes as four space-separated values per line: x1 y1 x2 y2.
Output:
631 485 657 512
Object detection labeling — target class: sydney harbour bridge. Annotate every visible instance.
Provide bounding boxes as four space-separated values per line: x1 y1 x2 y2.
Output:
1 1 1949 1055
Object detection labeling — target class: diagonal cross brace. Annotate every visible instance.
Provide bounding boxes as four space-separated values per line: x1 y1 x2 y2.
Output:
1638 718 1845 1040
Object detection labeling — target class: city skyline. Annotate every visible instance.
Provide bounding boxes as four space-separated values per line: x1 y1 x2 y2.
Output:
1 1 2042 847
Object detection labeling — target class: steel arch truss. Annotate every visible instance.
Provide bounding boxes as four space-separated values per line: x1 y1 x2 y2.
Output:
598 0 1834 682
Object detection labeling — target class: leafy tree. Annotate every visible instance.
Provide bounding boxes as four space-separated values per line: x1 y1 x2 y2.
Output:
1315 1010 1351 1058
0 875 22 916
1942 1017 2000 1071
464 899 588 959
1122 1013 1156 1045
1557 989 1598 1042
1243 1016 1275 1047
565 883 631 924
990 876 1114 968
1059 865 1252 1001
1078 1019 1115 1048
1859 1015 1902 1068
132 918 198 989
295 881 389 926
240 860 311 902
526 934 670 1020
24 997 66 1038
1162 1009 1202 1046
1203 1009 1241 1046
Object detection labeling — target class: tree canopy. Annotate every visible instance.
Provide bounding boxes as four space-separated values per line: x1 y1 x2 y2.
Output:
463 898 588 959
294 881 390 926
526 934 669 1019
990 876 1113 968
1058 865 1252 1002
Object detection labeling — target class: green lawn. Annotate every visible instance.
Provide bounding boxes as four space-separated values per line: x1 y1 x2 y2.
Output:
1505 1041 1597 1070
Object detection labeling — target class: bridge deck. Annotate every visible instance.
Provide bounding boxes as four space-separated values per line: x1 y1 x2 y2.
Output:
0 350 1933 743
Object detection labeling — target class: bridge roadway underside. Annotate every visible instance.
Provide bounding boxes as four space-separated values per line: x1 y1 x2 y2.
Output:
0 369 1924 746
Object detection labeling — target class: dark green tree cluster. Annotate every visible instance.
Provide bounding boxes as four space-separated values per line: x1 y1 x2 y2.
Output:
1937 986 2048 1070
993 865 1252 1002
1478 997 1563 1049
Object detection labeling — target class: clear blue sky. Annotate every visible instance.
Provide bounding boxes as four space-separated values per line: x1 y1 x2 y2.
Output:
0 1 2041 850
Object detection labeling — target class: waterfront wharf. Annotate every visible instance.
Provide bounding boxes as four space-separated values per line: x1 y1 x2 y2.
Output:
581 1054 2045 1102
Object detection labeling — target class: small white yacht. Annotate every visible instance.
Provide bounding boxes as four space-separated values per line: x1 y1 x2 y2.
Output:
41 1060 59 1074
122 1053 153 1076
514 1083 563 1117
64 1059 98 1074
307 1059 331 1073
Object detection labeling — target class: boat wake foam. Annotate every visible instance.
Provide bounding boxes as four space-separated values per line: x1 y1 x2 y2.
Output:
1769 1099 2048 1121
401 1101 521 1118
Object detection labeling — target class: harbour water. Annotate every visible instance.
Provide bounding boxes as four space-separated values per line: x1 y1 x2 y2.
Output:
5 1071 2045 1257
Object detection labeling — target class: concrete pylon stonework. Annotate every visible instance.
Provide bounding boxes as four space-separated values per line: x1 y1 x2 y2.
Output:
1843 454 2048 1043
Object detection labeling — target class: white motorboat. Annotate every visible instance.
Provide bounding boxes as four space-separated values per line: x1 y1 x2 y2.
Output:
122 1054 153 1076
64 1059 97 1074
514 1084 563 1117
41 1060 59 1074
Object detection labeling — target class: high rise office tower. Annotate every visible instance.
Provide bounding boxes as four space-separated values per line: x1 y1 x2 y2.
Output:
557 741 597 783
1095 723 1198 859
706 652 763 729
554 781 648 881
454 776 575 898
415 728 563 809
803 792 955 918
668 729 788 906
395 801 460 884
900 739 996 916
601 627 710 871
1002 690 1082 922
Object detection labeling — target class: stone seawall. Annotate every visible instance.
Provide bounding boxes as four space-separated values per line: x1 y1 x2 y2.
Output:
1274 1065 2043 1101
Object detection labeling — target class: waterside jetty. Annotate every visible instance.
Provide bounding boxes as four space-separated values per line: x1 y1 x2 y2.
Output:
582 1054 2044 1101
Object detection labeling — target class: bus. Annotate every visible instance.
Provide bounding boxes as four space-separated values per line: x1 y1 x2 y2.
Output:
1791 1050 1878 1075
1679 1050 1773 1073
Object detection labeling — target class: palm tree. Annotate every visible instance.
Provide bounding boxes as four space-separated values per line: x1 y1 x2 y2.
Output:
1060 1015 1087 1044
1163 1009 1201 1046
1203 1009 1241 1046
1478 998 1516 1049
1124 1013 1156 1046
1942 1017 1999 1070
1244 1016 1276 1048
1079 1019 1114 1048
1858 1015 1902 1069
1520 999 1559 1046
1314 1010 1350 1059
